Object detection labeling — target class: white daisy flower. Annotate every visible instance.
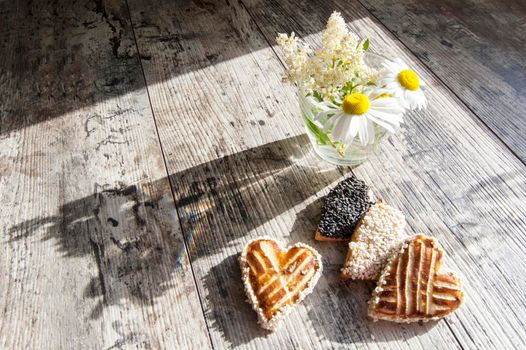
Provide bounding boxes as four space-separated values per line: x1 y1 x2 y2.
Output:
316 91 404 146
380 58 427 110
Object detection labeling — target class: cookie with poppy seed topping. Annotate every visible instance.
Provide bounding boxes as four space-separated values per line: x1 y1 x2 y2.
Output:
315 176 375 241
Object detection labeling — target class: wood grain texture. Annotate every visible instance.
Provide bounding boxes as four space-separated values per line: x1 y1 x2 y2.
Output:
356 0 526 162
232 0 526 348
126 0 368 348
130 0 526 349
0 0 210 348
2 0 525 348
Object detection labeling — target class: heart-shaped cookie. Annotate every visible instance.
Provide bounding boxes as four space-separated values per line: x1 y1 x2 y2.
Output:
341 203 407 280
369 234 464 322
240 238 323 331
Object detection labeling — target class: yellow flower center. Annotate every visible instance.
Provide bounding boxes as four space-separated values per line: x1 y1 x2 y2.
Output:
397 69 420 90
374 93 392 99
342 93 370 115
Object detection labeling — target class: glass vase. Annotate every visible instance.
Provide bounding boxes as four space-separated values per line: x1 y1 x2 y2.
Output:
299 52 390 166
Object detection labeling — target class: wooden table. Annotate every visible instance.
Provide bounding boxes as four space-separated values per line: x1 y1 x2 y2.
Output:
1 0 525 349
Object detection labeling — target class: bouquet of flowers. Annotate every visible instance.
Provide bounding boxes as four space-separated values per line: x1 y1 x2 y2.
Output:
276 11 427 165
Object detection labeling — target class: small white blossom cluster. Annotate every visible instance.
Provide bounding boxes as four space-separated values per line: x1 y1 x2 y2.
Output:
275 32 310 85
277 12 375 100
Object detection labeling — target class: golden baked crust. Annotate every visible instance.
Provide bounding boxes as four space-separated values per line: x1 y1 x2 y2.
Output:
314 230 347 242
239 237 323 331
369 234 464 322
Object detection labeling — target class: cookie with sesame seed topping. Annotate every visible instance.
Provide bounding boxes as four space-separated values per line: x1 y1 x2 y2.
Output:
341 203 407 280
315 175 375 241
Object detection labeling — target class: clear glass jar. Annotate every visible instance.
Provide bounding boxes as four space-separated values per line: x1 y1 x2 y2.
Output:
299 52 390 166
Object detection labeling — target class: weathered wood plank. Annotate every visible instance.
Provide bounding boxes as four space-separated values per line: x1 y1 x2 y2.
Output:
356 0 526 162
129 0 524 348
0 0 210 348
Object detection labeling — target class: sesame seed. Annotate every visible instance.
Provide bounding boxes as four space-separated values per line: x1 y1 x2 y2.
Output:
341 203 407 280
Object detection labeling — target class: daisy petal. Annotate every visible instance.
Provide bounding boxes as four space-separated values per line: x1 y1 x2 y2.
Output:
342 117 360 144
404 90 425 110
371 97 403 109
331 115 352 142
369 108 403 122
316 109 338 122
323 113 339 133
394 58 409 70
369 104 405 118
367 114 397 133
357 118 375 145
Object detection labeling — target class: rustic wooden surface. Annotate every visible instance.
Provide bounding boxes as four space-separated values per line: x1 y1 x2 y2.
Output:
1 0 525 349
0 1 209 349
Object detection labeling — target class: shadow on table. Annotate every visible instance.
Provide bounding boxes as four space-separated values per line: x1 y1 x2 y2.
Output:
0 0 343 136
169 134 347 258
7 134 347 320
7 180 185 319
203 254 268 347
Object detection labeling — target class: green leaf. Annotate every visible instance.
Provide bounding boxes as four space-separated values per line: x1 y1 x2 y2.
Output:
312 90 324 102
305 117 331 145
363 38 370 51
341 81 356 95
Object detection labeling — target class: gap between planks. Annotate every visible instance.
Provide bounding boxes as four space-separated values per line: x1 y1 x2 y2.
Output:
122 0 216 347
